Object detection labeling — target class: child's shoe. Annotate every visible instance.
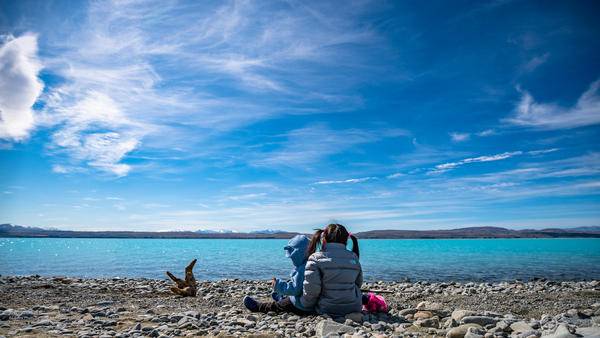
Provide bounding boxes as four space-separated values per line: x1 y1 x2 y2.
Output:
243 296 259 312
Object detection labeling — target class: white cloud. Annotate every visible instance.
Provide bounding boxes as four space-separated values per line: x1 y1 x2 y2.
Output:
30 1 388 176
227 193 267 201
506 80 600 129
476 129 496 137
252 124 408 168
314 177 377 185
527 148 559 156
44 91 144 176
431 151 523 173
0 33 43 141
106 197 123 201
387 172 405 179
522 53 549 73
449 132 470 142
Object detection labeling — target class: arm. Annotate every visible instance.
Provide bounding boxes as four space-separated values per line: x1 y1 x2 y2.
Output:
355 262 363 289
300 258 321 309
274 267 304 296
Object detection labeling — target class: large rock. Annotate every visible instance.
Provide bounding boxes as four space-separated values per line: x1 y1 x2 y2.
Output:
415 317 440 328
510 321 534 333
541 324 578 338
345 312 364 324
577 326 600 338
399 308 418 316
414 311 434 320
315 319 355 337
452 310 478 321
461 316 500 326
464 327 485 338
446 324 484 338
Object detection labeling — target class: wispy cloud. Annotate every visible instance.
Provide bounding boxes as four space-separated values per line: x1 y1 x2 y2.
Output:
476 129 496 137
431 151 523 174
227 193 267 201
386 172 405 179
251 123 409 168
522 52 549 73
313 177 377 185
0 34 43 141
449 132 470 142
21 0 388 176
505 79 600 129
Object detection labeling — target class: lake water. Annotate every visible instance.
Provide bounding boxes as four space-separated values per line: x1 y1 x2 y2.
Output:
1 238 599 282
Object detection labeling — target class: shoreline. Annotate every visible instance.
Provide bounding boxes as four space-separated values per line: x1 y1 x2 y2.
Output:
1 276 599 337
3 236 600 240
2 273 600 284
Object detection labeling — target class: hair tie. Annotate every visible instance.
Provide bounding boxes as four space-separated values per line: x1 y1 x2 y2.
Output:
348 232 353 237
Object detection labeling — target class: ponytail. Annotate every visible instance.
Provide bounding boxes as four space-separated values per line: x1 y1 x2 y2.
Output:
307 229 324 257
307 224 359 259
350 234 360 258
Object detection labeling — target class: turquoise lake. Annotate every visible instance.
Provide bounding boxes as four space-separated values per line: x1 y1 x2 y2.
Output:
1 238 599 281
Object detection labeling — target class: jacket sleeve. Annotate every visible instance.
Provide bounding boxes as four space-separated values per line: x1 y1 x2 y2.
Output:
355 261 363 289
274 267 304 296
300 257 321 309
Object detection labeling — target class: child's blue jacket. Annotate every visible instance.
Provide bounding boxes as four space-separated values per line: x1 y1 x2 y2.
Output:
274 234 309 296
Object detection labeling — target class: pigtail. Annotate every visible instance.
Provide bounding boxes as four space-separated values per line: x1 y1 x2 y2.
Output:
307 229 324 257
350 234 360 259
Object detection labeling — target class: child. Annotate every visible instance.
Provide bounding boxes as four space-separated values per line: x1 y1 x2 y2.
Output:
244 223 363 317
271 234 309 301
243 234 312 315
300 223 362 316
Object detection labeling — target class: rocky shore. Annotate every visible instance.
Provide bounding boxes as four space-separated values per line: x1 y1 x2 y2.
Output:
1 276 599 337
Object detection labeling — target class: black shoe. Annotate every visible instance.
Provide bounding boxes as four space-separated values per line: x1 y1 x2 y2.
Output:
243 296 259 312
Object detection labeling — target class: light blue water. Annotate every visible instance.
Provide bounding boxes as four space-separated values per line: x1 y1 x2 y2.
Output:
1 238 599 281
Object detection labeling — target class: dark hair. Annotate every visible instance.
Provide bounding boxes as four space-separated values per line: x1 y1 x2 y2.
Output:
307 223 359 258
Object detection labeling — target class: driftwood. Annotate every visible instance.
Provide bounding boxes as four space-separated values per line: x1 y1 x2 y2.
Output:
166 259 198 297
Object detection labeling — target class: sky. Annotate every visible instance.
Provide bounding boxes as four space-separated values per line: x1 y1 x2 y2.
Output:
0 0 599 232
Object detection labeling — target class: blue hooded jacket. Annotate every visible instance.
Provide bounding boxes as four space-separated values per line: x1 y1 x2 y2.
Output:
274 235 309 297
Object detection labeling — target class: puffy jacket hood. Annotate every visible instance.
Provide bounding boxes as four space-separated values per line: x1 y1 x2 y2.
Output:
284 235 309 267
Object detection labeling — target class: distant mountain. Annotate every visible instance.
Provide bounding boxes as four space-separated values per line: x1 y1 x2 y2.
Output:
567 226 600 233
0 224 297 239
1 223 599 239
249 229 288 234
356 226 600 239
195 229 237 234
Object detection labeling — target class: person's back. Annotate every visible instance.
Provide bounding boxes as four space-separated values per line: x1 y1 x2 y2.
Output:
299 224 362 316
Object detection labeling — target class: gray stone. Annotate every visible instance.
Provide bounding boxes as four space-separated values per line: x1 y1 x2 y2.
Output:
453 310 479 321
576 326 600 338
464 326 486 338
19 310 34 319
511 321 534 333
462 316 500 326
399 308 418 316
345 312 364 324
415 317 440 328
541 324 578 338
446 324 484 338
316 320 356 337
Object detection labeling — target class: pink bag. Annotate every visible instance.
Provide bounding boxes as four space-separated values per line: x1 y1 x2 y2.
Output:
363 292 388 313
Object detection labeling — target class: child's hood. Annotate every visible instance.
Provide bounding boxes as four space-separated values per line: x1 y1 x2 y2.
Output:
284 234 309 267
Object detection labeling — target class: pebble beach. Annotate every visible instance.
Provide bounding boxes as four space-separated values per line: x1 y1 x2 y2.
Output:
1 276 599 337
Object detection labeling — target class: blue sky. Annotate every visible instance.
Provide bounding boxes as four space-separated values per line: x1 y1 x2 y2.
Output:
0 0 599 232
